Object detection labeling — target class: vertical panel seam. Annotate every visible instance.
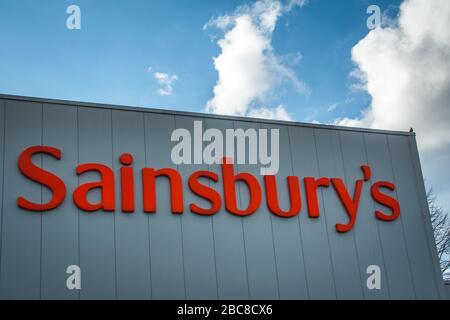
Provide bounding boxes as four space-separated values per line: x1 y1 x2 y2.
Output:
39 103 43 300
362 133 391 299
269 214 280 299
0 101 6 291
204 120 220 299
232 120 251 299
313 128 338 299
173 115 187 299
287 126 310 299
209 181 220 300
143 112 153 300
110 110 118 300
337 131 365 299
76 107 80 300
406 136 442 297
260 123 280 300
386 136 417 298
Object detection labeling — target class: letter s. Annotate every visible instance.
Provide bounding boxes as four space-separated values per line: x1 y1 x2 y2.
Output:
188 171 221 215
371 181 400 221
17 146 66 211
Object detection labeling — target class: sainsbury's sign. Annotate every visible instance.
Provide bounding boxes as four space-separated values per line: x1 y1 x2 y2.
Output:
17 145 401 234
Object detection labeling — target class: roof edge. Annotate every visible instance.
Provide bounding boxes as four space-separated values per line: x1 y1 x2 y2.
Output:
0 93 414 136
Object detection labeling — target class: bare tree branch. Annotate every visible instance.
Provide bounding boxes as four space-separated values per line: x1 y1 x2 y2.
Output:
428 188 450 281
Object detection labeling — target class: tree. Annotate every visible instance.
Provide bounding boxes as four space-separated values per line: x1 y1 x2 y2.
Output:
427 188 450 280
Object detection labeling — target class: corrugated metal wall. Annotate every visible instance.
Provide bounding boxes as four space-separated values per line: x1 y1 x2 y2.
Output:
0 96 445 299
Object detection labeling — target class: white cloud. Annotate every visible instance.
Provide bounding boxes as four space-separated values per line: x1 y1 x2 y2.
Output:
337 0 450 150
247 104 293 121
335 0 450 209
153 71 178 96
204 0 308 118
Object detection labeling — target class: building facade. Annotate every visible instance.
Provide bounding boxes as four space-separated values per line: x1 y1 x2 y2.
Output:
0 94 446 299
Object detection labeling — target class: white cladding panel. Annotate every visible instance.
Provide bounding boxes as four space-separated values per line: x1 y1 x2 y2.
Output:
0 96 445 299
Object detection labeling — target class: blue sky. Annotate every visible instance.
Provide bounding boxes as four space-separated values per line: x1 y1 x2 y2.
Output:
0 0 399 123
2 0 450 213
